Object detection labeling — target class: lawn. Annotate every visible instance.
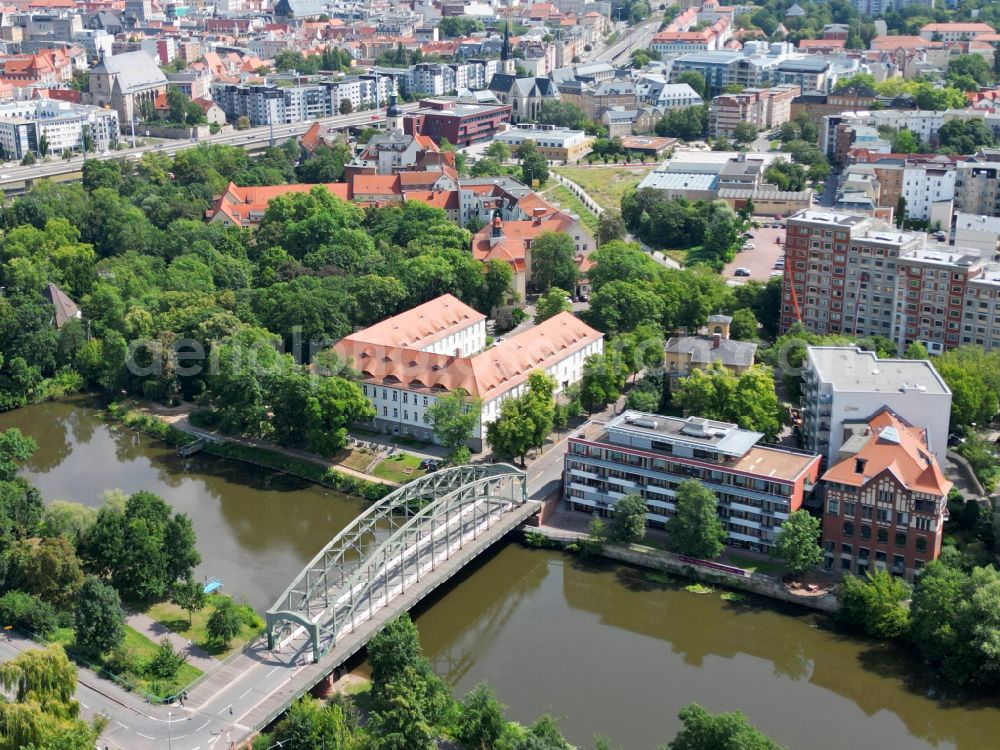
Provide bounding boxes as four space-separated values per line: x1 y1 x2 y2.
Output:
336 448 378 473
544 184 598 231
145 594 262 658
372 451 426 483
725 553 785 577
553 165 654 213
51 625 203 700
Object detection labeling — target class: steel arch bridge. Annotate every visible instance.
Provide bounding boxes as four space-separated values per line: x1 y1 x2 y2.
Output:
266 463 528 662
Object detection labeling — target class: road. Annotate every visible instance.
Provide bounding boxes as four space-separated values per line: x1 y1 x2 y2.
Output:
2 486 531 750
0 104 420 190
595 16 662 64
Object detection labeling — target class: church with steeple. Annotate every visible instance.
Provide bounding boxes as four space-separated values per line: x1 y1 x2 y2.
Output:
500 21 515 75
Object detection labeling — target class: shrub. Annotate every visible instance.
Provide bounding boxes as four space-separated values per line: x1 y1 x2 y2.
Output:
0 590 58 636
147 638 187 680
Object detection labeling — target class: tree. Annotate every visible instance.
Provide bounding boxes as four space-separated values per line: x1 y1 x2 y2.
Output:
485 140 511 162
171 578 207 626
578 351 626 412
235 115 251 130
729 308 758 340
458 683 508 750
517 139 549 186
426 388 481 463
486 373 557 464
838 569 911 639
274 696 358 750
909 562 1000 686
1 535 83 606
339 98 353 115
73 575 125 656
0 427 36 483
530 231 579 293
675 71 706 99
148 638 187 680
933 347 1000 430
673 363 783 441
597 209 626 245
534 287 572 323
668 480 726 559
609 492 648 544
771 510 822 575
665 702 786 750
904 341 928 359
731 121 757 144
764 159 806 192
206 597 243 648
937 118 997 154
534 100 588 131
0 645 102 750
895 195 907 228
655 106 707 140
890 129 922 154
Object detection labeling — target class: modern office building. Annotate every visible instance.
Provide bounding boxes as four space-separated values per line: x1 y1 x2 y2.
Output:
0 98 118 158
563 411 822 554
821 408 951 580
403 98 511 147
708 84 800 138
800 346 951 465
494 123 594 164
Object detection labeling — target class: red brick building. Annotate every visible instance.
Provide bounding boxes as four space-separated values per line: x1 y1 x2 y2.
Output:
821 408 951 580
403 98 511 147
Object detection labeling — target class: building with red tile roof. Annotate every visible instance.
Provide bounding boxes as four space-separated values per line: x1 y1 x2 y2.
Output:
472 210 595 299
821 408 951 579
206 181 351 226
331 297 603 450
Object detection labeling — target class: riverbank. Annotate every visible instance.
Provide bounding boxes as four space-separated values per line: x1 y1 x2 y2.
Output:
527 524 839 614
106 401 393 502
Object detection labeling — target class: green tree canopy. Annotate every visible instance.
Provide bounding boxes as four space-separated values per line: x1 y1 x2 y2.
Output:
73 575 125 656
668 480 726 559
665 702 786 750
772 510 822 575
426 388 481 463
609 492 648 544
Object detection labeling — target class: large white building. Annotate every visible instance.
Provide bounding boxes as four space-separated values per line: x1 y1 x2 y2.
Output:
332 295 604 450
801 346 952 465
0 98 119 159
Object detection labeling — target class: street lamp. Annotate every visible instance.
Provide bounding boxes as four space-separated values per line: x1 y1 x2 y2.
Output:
167 710 173 750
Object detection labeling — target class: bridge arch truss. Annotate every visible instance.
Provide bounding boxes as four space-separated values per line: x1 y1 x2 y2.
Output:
265 463 527 661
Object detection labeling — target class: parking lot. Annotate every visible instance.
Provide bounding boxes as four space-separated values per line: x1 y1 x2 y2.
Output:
724 222 787 285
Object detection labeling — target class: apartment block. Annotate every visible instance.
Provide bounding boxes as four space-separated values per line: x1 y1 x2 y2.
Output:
563 411 821 555
708 84 799 138
821 408 951 580
801 346 951 465
954 152 1000 218
781 208 1000 353
0 98 118 158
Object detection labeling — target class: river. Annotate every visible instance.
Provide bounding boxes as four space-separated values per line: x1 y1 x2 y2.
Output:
2 399 999 750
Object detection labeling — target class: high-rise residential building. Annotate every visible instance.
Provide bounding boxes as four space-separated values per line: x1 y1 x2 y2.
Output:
563 411 822 555
954 151 1000 218
820 408 951 580
0 99 119 158
800 346 951 465
780 208 1000 354
708 84 799 138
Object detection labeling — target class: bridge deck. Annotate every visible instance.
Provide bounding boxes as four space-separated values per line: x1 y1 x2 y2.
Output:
186 500 538 742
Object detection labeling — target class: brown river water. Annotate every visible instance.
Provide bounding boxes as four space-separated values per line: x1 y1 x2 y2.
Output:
3 398 999 749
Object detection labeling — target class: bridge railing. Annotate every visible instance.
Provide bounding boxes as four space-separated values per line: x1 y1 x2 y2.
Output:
265 464 525 655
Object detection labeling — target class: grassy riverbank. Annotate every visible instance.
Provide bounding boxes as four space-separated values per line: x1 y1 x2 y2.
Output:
50 625 204 700
106 402 392 502
145 594 262 658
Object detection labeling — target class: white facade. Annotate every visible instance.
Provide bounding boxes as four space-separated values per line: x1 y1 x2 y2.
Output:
495 123 591 151
954 213 1000 254
901 164 956 222
801 346 952 465
0 99 119 159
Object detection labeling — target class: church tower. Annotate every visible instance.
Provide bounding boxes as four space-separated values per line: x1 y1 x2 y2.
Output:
500 21 515 75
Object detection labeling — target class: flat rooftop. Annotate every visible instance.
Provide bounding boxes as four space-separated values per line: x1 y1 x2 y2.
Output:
601 412 817 481
788 209 869 228
637 171 717 191
807 347 951 395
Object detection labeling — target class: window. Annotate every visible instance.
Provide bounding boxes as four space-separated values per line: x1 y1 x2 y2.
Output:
843 501 856 517
895 532 906 547
841 543 853 555
916 537 927 553
861 525 871 540
877 529 888 544
827 498 840 515
843 521 854 536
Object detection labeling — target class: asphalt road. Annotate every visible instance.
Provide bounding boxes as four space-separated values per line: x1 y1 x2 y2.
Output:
0 104 420 190
595 16 662 64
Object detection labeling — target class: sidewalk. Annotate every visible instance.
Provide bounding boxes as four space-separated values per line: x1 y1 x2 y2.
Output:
125 611 220 676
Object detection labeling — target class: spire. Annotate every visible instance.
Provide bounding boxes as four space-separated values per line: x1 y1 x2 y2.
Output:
501 21 511 62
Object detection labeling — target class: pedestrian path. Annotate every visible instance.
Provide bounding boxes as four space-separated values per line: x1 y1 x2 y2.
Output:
125 611 220 676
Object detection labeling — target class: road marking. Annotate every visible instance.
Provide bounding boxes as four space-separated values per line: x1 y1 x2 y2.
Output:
114 720 129 729
137 732 155 740
265 666 279 677
175 734 188 740
81 702 89 708
238 688 252 700
196 720 210 731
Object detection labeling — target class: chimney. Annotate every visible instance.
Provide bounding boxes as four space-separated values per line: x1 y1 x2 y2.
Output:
712 333 722 349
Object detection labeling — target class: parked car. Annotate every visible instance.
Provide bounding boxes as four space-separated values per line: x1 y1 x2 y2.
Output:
419 459 440 472
770 269 784 277
743 242 755 250
734 267 751 277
